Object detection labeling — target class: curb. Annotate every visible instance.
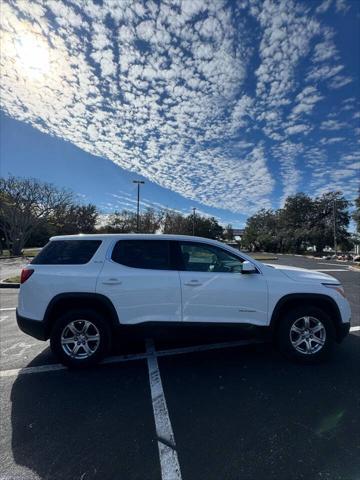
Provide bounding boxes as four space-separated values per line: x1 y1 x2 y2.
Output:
0 281 20 289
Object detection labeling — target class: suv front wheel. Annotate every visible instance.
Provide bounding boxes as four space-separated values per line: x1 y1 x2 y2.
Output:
276 306 335 363
50 309 111 368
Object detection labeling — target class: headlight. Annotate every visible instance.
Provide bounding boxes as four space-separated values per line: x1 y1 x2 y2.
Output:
323 283 346 298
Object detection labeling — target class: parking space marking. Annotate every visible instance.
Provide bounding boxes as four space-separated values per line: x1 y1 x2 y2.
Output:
0 339 262 378
1 334 358 379
0 307 16 311
0 363 67 377
1 341 40 357
318 263 351 267
0 315 9 323
315 269 350 272
155 338 264 358
146 338 182 480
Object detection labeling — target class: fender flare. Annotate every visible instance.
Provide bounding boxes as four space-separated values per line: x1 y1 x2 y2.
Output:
43 292 120 336
270 293 342 331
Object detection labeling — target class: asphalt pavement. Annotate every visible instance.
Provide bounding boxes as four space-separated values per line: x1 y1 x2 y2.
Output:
0 255 359 480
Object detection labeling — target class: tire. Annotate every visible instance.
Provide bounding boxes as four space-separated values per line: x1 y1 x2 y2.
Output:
276 306 335 363
50 309 111 368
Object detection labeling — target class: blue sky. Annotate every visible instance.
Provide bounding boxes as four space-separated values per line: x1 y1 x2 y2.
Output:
1 0 359 227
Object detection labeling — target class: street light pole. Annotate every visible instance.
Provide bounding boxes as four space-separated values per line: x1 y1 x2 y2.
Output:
333 198 337 256
192 207 196 236
133 180 145 233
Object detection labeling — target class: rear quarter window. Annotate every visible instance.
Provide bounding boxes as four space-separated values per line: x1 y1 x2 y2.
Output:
31 240 102 265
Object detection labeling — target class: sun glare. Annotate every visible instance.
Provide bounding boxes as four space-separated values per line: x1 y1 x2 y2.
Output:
14 33 50 80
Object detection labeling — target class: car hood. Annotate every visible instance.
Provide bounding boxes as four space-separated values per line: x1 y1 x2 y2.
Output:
265 264 339 284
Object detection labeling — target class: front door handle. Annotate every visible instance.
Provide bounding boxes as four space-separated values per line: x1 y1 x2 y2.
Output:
102 279 122 285
184 280 202 286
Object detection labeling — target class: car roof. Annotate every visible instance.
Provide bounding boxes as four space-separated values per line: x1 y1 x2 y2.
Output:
48 233 261 267
50 233 222 243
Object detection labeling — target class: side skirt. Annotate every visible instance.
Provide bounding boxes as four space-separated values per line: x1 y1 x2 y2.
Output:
114 321 271 344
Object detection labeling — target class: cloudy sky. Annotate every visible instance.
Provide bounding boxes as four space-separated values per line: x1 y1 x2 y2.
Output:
1 0 359 226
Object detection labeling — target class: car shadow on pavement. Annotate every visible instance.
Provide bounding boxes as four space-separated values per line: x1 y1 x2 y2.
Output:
8 358 160 480
158 334 360 480
8 334 360 480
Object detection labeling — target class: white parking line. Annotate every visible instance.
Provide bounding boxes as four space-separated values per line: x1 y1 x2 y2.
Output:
0 307 16 311
156 339 264 358
0 339 261 378
146 339 182 480
0 332 359 379
318 263 350 267
315 269 350 272
0 315 9 323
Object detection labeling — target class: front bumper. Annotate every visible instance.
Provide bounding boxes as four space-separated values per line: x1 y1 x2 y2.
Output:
337 321 350 343
16 310 47 340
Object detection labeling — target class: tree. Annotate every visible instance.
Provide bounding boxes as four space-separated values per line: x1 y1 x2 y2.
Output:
138 208 163 233
352 192 360 233
241 191 351 254
49 204 98 236
278 193 315 253
99 208 163 234
162 210 223 239
0 176 73 255
223 224 234 241
311 192 351 253
162 210 190 235
194 215 223 239
98 210 135 233
242 209 278 252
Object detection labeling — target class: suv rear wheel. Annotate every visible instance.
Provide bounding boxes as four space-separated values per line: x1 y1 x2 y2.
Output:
276 306 335 363
50 309 111 368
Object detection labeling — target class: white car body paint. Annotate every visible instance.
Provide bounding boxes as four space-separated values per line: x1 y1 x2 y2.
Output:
17 234 352 330
179 269 268 325
96 258 182 324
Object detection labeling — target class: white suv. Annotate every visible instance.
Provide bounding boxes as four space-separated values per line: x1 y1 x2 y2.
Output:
17 234 351 367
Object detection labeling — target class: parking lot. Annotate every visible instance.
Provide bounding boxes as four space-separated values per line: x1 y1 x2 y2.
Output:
0 256 359 480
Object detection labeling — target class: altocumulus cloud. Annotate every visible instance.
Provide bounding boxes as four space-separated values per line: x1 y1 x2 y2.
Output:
0 0 359 214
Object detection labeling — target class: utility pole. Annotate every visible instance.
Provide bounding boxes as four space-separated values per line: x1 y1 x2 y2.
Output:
133 180 145 233
192 207 196 236
333 198 337 256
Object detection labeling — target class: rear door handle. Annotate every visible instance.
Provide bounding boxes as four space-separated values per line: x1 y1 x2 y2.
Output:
184 280 202 286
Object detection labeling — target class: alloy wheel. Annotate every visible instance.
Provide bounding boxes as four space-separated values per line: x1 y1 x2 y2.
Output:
61 320 100 359
289 316 326 355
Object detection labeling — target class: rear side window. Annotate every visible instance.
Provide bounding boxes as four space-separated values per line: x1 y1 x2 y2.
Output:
111 240 171 270
31 240 102 265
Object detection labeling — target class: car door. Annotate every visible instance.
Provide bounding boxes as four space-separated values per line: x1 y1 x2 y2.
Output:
96 239 182 324
177 241 268 325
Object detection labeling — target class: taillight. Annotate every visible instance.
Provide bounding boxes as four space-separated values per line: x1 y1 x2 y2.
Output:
20 269 34 284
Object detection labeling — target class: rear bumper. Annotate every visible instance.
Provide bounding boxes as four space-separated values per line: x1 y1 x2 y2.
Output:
16 310 47 340
337 322 350 343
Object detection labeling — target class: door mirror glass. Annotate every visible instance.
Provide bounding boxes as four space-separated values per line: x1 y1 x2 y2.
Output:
241 260 257 274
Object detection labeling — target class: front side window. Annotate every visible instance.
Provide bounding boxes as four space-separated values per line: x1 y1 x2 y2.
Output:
111 240 171 270
31 240 102 265
179 242 244 273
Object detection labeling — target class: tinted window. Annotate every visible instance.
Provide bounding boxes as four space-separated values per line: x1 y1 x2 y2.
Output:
112 240 171 270
180 242 243 273
32 240 101 265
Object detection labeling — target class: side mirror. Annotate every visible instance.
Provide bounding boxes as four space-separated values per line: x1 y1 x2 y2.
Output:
241 260 256 274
